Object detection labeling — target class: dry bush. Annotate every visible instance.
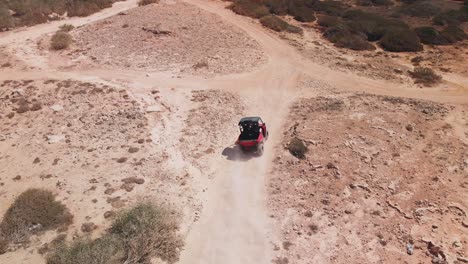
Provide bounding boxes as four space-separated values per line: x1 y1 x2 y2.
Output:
379 28 423 52
51 31 72 50
409 67 442 86
0 5 14 30
288 137 308 159
0 238 7 255
260 15 303 34
47 203 183 264
0 189 73 247
323 25 375 51
440 25 467 44
110 203 183 264
193 61 209 69
228 0 270 18
317 15 339 27
415 26 449 45
59 24 74 32
2 0 115 27
47 236 124 264
138 0 159 6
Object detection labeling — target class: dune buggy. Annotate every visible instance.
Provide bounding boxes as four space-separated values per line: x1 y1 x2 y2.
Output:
236 116 269 155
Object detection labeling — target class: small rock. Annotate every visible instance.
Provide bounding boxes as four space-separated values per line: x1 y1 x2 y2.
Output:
452 241 462 248
81 222 97 233
116 157 127 163
33 157 40 164
104 188 115 195
128 147 139 153
12 175 21 181
121 183 135 192
406 124 414 132
344 209 352 214
146 105 161 112
407 243 414 255
50 105 63 112
46 135 64 144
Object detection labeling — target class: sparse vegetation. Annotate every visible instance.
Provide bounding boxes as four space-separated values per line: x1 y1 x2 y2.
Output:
288 137 308 159
229 0 270 19
317 15 338 27
0 0 118 28
138 0 159 6
260 15 303 34
0 189 72 249
409 67 442 86
51 31 72 50
47 203 183 264
59 24 75 32
193 61 209 69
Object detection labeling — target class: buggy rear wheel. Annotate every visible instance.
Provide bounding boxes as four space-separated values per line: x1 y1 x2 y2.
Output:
257 144 264 156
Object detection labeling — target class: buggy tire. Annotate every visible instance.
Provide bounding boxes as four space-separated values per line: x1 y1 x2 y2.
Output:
257 144 264 156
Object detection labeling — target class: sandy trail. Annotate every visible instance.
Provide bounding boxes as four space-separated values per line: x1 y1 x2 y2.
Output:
0 0 467 263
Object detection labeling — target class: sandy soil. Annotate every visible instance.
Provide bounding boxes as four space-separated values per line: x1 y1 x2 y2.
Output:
62 1 266 76
268 93 468 264
0 0 467 263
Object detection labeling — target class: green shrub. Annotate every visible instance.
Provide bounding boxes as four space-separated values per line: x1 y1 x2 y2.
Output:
289 5 316 22
317 15 339 27
312 0 347 16
138 0 158 6
440 25 466 43
264 0 289 15
0 189 72 246
288 137 308 159
414 26 448 45
409 67 442 86
324 24 375 50
51 31 72 50
398 1 440 18
379 28 423 52
260 15 303 34
343 10 408 41
59 24 74 32
357 0 393 6
66 0 113 17
229 0 270 18
433 5 468 26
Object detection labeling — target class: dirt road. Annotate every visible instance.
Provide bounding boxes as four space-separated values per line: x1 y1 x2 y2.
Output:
0 0 466 263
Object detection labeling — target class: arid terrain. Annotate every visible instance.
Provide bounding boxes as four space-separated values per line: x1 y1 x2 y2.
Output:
0 0 467 264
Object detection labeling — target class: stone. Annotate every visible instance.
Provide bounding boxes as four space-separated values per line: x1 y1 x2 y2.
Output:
47 135 65 144
146 105 162 112
50 105 63 112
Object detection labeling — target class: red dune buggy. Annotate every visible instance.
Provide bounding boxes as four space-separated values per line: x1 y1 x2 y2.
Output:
236 117 269 155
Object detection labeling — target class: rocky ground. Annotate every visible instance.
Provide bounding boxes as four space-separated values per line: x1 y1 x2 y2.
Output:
181 90 245 172
64 1 266 76
268 93 468 264
0 79 200 261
